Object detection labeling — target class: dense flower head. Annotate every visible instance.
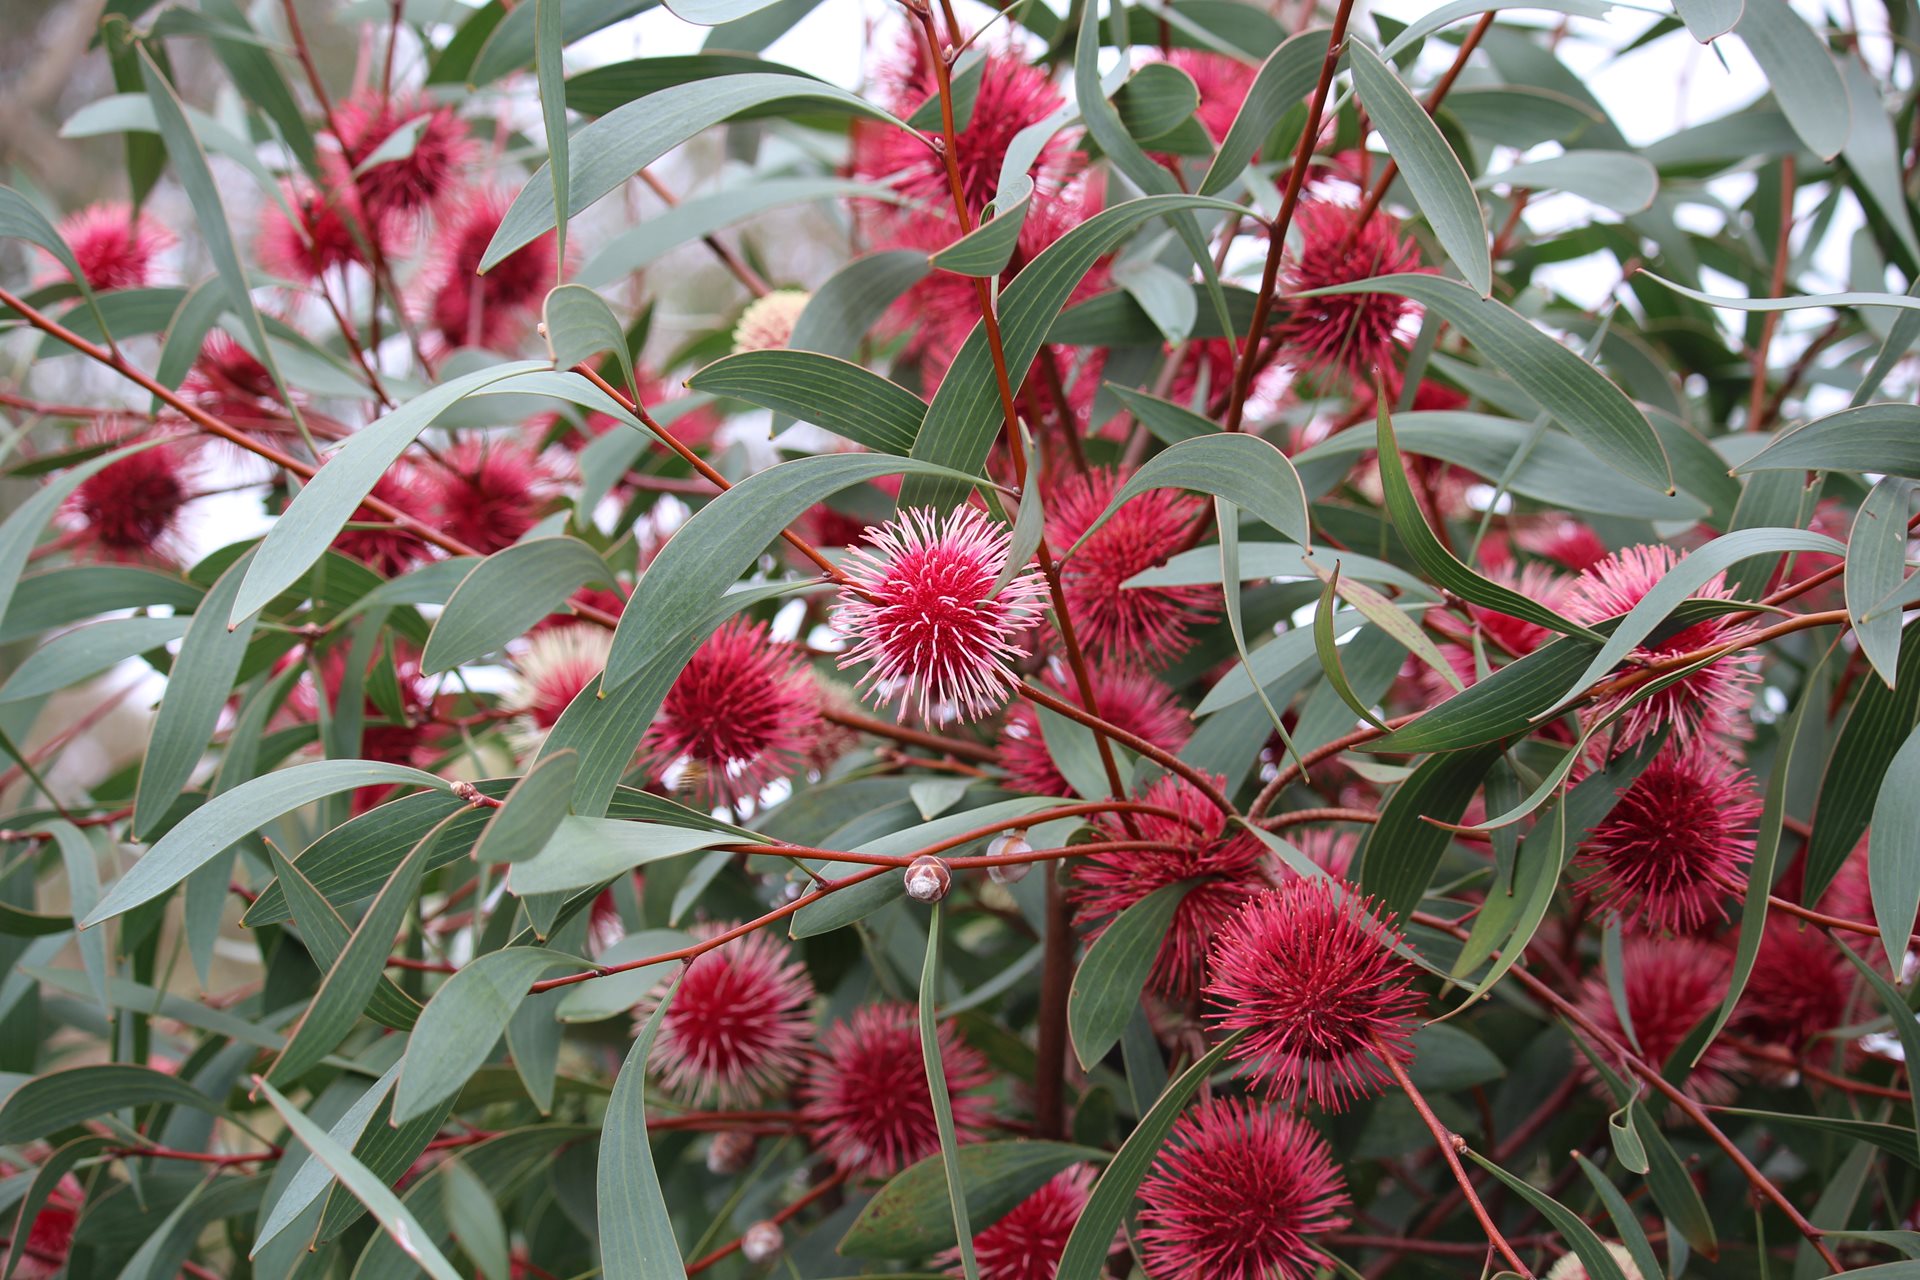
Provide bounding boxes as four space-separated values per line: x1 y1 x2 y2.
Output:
1076 774 1267 994
51 201 173 290
1204 877 1423 1109
1518 517 1611 573
834 505 1047 722
1275 201 1428 380
1565 544 1760 745
334 466 435 576
642 617 816 807
798 1003 993 1179
507 625 611 736
732 288 811 353
646 922 817 1106
257 174 383 282
422 188 560 350
1736 917 1855 1052
0 1162 81 1280
427 437 560 555
941 1165 1094 1280
332 91 474 219
1273 827 1359 881
1573 937 1743 1102
999 665 1190 796
1165 49 1257 143
1136 1097 1351 1280
183 330 280 417
61 428 199 563
1045 466 1216 663
1574 745 1760 934
1545 1244 1646 1280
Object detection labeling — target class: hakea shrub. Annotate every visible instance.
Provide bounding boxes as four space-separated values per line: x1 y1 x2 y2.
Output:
8 2 1920 1278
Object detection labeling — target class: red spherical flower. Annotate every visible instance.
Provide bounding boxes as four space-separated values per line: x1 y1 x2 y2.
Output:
1203 877 1423 1109
642 617 817 808
1572 937 1743 1103
257 175 385 282
1574 744 1759 934
1000 666 1190 796
1275 200 1427 381
1165 49 1255 143
1735 917 1855 1052
421 188 560 350
834 505 1047 723
334 465 435 576
61 428 199 564
1046 466 1216 664
1565 544 1760 745
48 201 173 291
0 1162 81 1280
1270 826 1358 882
1517 517 1611 573
507 625 611 739
799 1003 993 1179
646 922 817 1106
427 437 560 555
1075 774 1267 995
1136 1097 1351 1280
183 330 281 418
332 91 474 219
941 1165 1094 1280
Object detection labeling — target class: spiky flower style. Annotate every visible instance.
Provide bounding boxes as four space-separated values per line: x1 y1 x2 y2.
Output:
427 437 559 555
506 626 611 742
1136 1097 1351 1280
1165 49 1256 143
798 1003 993 1179
1735 917 1856 1052
257 176 382 282
1566 544 1761 745
642 617 816 807
334 467 434 576
940 1165 1095 1280
834 506 1047 722
421 188 560 350
1572 937 1744 1103
51 201 173 290
732 288 811 353
332 91 474 219
1076 774 1267 994
645 923 816 1106
60 429 198 564
999 666 1190 796
1545 1244 1645 1280
1044 466 1216 663
1204 877 1423 1110
1275 201 1427 380
1273 827 1358 882
1574 745 1760 934
1518 517 1611 573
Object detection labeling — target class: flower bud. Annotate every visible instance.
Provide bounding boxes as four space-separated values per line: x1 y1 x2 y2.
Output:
741 1219 783 1264
706 1130 757 1175
904 854 952 902
985 830 1032 884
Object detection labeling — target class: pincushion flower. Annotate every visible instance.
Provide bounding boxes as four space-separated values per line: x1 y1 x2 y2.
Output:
1572 936 1744 1102
1204 877 1423 1110
799 1003 992 1179
50 201 173 290
939 1165 1094 1280
1045 466 1216 664
1136 1097 1351 1280
1565 544 1760 745
427 437 561 555
257 175 386 282
333 467 435 576
1545 1244 1645 1280
421 187 561 350
1736 916 1856 1052
999 665 1189 796
506 626 612 744
732 288 811 352
645 922 816 1106
1075 774 1267 995
834 505 1047 722
332 91 474 219
59 428 200 564
642 617 816 807
1573 744 1760 934
1165 49 1256 143
1275 200 1429 380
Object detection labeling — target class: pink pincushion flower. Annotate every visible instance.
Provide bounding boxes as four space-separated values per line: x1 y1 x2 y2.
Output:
1518 518 1611 573
1076 774 1267 995
645 922 817 1106
257 173 387 282
427 437 561 555
940 1165 1095 1280
421 187 561 351
799 1003 993 1179
60 427 200 564
1136 1097 1351 1280
1165 49 1256 143
642 617 816 807
1574 745 1760 934
333 91 475 219
834 505 1047 723
50 201 173 290
507 625 611 739
1735 917 1855 1052
1565 544 1760 745
1046 466 1216 664
0 1161 81 1280
1204 877 1423 1110
1275 201 1428 381
1270 827 1359 881
1000 665 1189 796
334 466 435 576
1572 936 1744 1103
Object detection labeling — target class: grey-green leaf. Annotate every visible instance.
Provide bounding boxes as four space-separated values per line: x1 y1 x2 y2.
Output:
687 350 925 454
422 538 616 674
1069 880 1196 1071
393 948 586 1124
599 971 689 1279
1065 432 1310 554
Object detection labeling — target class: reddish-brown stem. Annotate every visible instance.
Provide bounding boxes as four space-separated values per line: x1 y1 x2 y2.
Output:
106 1144 281 1165
1016 683 1235 815
1250 714 1418 817
1258 806 1380 829
685 1170 849 1274
1221 0 1359 434
1748 155 1798 431
1724 1038 1910 1100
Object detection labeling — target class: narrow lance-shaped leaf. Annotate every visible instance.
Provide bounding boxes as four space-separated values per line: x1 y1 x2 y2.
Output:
1871 722 1920 973
1847 479 1914 688
921 904 979 1280
599 970 689 1279
1069 879 1197 1071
